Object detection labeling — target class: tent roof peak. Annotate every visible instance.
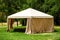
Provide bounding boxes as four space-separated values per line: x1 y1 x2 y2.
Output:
8 8 53 18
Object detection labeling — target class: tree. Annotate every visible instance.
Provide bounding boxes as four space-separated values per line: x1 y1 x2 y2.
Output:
0 0 60 25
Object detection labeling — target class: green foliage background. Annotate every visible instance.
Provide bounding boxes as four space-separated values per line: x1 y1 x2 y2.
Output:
0 0 60 25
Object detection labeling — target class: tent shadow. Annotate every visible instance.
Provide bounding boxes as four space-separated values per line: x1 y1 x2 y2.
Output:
13 28 58 33
13 28 26 32
54 29 58 32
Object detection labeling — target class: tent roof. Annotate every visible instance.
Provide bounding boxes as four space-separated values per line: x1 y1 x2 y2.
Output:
8 8 53 18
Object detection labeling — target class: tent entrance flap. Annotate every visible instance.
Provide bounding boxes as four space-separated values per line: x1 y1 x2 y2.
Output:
7 18 14 31
25 18 32 34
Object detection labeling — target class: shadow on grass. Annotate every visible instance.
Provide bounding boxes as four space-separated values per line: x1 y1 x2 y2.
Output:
54 29 58 32
12 26 60 33
56 38 60 40
13 28 58 33
13 28 26 32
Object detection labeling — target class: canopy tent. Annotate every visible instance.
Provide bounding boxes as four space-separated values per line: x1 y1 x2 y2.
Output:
7 8 54 34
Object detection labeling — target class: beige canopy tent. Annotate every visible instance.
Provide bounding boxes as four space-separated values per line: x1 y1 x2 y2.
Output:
7 8 54 34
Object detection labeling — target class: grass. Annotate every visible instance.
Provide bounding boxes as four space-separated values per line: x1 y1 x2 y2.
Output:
0 25 60 40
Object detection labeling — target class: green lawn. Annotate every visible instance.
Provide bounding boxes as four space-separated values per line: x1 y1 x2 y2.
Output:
0 26 60 40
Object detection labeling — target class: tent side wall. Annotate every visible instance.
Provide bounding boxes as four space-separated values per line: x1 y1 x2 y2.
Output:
25 18 54 34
